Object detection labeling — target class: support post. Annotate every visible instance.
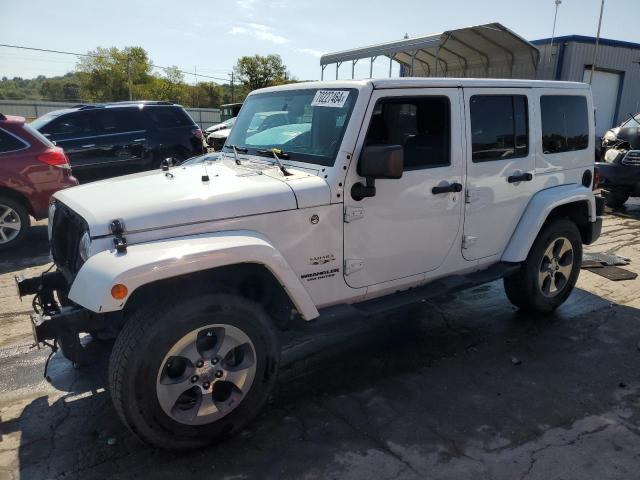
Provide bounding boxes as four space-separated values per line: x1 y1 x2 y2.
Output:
589 0 605 84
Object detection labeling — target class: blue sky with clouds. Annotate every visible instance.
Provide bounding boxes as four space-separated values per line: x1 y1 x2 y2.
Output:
1 0 639 82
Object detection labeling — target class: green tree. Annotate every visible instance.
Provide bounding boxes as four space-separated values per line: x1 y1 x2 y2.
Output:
234 54 287 91
76 46 152 102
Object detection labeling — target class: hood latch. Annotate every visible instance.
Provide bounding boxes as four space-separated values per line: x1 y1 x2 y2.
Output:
110 219 128 254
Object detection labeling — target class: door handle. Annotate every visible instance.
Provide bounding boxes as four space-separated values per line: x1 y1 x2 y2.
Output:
81 144 95 148
432 182 463 195
507 172 533 183
133 138 146 142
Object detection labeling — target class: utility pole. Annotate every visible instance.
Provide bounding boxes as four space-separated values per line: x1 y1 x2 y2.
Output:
546 0 562 77
194 65 199 108
230 71 235 103
589 0 605 84
127 55 133 101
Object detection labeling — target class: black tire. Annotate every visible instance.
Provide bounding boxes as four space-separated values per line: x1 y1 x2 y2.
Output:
504 218 582 313
0 196 30 251
108 293 280 450
603 190 629 209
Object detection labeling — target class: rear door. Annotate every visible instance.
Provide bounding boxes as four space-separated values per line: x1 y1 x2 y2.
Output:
462 89 535 260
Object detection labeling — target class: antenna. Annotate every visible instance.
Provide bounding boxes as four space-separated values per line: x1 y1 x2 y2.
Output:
546 0 562 76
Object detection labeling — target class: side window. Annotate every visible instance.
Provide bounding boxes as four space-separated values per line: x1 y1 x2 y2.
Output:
146 107 194 129
470 95 529 162
540 95 589 154
93 109 144 134
363 96 450 170
0 129 27 153
40 113 94 138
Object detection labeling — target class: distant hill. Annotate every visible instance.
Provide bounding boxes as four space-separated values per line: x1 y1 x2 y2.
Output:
0 72 84 102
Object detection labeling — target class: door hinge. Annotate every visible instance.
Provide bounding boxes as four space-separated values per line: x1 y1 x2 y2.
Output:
344 258 365 275
465 189 476 204
462 235 478 249
344 206 364 223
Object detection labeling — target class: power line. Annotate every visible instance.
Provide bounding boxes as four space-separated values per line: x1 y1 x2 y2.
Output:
0 43 232 83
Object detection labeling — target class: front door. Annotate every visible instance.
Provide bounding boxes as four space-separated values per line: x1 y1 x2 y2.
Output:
462 89 535 260
343 88 464 289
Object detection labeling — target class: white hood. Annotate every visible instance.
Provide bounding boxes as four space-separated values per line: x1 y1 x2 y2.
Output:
54 159 330 237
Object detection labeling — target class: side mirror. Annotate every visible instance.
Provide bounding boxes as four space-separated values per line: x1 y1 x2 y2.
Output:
358 145 404 179
352 145 403 201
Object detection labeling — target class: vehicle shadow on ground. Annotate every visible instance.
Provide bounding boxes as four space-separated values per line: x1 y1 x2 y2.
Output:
605 197 640 221
6 282 640 479
0 223 50 275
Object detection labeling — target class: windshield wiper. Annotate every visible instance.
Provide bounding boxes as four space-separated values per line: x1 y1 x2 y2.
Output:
223 144 248 165
628 113 640 127
256 148 292 176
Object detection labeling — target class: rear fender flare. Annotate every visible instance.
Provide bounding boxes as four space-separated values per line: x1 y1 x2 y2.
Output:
501 184 596 263
68 230 319 320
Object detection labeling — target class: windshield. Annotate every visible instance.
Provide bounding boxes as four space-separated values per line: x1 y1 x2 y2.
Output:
226 88 358 167
621 113 640 129
29 110 67 131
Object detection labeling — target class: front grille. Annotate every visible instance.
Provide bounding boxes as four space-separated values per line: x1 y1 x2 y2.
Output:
50 202 87 276
621 150 640 166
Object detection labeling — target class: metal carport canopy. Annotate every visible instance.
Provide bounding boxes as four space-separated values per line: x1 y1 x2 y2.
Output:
320 23 540 79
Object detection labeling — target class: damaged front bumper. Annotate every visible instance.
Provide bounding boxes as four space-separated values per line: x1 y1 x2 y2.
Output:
16 270 117 366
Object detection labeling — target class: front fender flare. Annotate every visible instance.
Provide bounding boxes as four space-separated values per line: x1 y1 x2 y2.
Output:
501 184 596 263
68 230 320 320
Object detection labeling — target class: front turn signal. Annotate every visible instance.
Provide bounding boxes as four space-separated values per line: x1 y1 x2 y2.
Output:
111 284 128 300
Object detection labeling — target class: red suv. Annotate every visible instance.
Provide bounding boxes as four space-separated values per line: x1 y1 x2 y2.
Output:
0 113 78 250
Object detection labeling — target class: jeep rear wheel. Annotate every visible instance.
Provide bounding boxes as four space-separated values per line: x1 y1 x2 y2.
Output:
108 293 280 450
504 218 582 313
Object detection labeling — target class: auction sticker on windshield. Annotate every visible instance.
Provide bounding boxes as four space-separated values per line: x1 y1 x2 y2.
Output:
311 90 350 108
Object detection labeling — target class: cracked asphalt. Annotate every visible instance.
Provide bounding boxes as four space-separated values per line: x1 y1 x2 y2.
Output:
1 202 640 480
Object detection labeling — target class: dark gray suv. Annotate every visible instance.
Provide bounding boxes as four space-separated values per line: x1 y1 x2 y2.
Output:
31 101 204 182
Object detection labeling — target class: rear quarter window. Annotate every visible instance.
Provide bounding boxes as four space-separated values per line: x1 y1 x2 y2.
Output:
146 107 195 129
0 128 28 153
540 95 589 154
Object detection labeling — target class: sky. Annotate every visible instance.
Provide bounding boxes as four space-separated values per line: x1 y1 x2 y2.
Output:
1 0 639 83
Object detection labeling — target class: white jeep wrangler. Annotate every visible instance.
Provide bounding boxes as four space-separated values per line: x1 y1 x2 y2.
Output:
18 78 603 449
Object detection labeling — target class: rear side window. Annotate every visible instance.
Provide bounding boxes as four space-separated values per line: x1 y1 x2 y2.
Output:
146 107 195 129
93 109 144 134
0 128 27 153
364 96 451 170
540 95 589 154
470 95 529 162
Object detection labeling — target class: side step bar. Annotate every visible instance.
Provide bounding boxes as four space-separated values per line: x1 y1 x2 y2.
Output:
280 262 520 367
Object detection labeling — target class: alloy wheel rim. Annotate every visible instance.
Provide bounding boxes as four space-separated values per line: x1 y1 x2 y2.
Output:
0 205 22 244
155 323 257 426
538 236 574 298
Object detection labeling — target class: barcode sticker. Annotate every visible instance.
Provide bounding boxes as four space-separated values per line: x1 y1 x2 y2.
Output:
311 90 350 108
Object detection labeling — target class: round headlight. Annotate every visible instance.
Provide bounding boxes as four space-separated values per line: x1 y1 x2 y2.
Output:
79 231 92 262
47 202 56 240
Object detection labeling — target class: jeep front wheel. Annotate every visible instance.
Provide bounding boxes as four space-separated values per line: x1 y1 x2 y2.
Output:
108 293 280 450
504 218 582 313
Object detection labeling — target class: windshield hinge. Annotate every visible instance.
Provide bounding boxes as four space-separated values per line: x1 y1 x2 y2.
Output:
344 206 364 223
